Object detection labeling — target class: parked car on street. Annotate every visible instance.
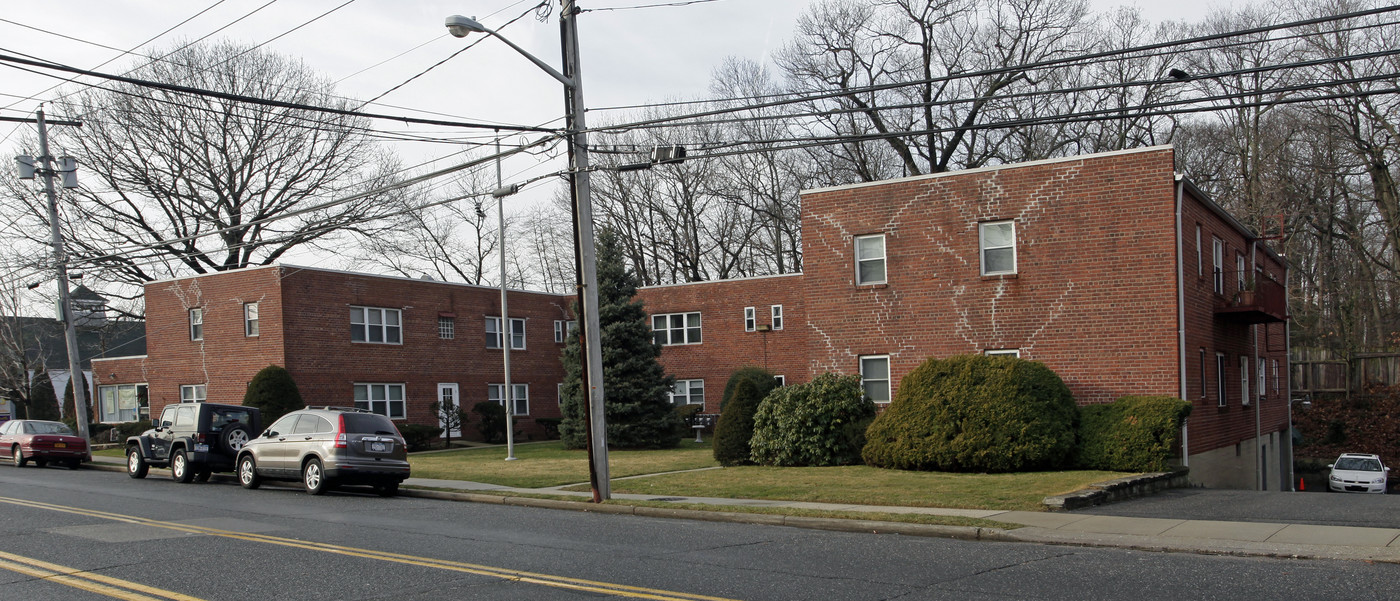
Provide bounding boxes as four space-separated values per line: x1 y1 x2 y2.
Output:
236 406 410 496
0 419 90 468
1328 453 1390 493
126 403 260 483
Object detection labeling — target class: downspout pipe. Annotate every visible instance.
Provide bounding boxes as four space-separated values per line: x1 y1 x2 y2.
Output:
1252 241 1262 490
1175 174 1189 467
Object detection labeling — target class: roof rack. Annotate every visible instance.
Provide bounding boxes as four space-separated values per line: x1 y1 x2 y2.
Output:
303 406 373 413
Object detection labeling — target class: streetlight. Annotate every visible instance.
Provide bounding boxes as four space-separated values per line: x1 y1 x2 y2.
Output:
446 7 612 500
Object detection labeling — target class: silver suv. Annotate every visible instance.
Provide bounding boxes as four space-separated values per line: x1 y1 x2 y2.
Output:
235 406 410 496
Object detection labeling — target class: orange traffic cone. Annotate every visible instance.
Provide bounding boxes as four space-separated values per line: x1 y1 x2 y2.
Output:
1298 477 1305 491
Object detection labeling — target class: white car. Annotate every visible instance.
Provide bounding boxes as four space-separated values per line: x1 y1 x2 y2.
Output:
1328 453 1390 493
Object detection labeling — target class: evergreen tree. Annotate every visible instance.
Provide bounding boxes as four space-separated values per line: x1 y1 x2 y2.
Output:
61 375 94 426
27 372 60 420
243 365 304 425
713 377 766 466
560 229 683 450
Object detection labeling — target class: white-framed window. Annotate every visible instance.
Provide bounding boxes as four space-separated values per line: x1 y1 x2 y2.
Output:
859 355 891 403
1216 352 1227 407
1240 355 1250 405
744 307 756 332
854 234 886 285
189 308 203 341
984 348 1020 358
670 379 704 406
354 383 406 419
351 307 402 344
558 383 565 405
439 316 455 340
771 305 783 330
1236 254 1247 291
979 220 1016 275
774 375 785 386
1212 238 1224 294
1258 357 1266 400
1195 224 1202 277
244 303 259 337
1272 359 1280 394
180 384 206 403
553 320 576 343
652 312 702 345
486 317 526 350
488 383 529 416
97 383 148 423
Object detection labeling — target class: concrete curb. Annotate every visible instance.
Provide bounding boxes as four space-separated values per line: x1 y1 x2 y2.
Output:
399 488 1013 541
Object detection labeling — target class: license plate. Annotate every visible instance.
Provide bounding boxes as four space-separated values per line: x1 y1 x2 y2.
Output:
55 442 66 448
368 441 388 453
194 443 209 453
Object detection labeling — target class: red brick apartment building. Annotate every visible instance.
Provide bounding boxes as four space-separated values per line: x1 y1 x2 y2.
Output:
637 146 1289 490
93 266 575 440
95 146 1287 489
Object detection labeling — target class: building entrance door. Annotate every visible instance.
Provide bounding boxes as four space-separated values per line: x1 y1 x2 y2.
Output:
437 384 461 439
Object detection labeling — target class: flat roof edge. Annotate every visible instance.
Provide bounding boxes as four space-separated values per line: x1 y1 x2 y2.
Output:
639 272 804 290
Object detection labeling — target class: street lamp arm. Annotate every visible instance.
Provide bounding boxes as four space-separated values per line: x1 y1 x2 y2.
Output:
445 15 575 88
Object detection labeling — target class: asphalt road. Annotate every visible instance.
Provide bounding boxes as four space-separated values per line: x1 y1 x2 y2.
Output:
1079 487 1400 529
2 465 1399 600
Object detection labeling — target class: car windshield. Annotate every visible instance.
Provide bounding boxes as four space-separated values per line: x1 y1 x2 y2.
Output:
1336 457 1383 472
26 422 75 435
341 413 399 435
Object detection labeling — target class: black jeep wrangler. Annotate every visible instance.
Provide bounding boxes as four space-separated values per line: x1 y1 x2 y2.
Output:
126 403 261 483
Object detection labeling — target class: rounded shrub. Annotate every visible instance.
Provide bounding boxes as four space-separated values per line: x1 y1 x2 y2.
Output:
862 354 1078 473
720 367 778 411
242 365 304 425
713 378 764 466
1075 395 1191 472
749 373 875 467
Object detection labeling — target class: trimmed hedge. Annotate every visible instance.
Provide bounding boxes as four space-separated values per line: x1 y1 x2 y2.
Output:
1076 395 1192 472
473 401 507 444
749 373 875 467
862 354 1078 472
713 378 763 466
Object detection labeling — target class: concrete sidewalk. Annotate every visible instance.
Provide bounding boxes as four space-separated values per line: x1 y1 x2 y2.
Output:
90 456 1400 563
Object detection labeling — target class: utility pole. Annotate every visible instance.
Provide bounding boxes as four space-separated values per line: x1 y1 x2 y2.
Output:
497 134 517 461
559 0 610 500
22 108 90 440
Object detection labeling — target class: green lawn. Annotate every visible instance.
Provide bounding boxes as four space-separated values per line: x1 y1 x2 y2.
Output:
407 440 719 488
409 440 1125 512
586 465 1125 512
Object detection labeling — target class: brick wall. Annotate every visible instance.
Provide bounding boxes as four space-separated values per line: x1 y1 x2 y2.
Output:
636 274 806 412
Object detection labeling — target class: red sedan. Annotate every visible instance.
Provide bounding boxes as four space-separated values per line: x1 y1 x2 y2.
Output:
0 420 90 469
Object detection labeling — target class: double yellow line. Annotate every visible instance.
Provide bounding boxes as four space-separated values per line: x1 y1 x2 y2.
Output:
0 496 739 601
0 550 204 601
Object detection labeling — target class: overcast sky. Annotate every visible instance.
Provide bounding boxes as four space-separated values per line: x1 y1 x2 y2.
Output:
1 0 1224 276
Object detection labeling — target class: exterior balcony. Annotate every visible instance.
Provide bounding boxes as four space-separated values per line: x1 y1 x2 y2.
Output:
1214 272 1287 324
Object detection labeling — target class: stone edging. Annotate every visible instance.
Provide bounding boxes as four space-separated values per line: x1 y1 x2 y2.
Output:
1042 469 1190 511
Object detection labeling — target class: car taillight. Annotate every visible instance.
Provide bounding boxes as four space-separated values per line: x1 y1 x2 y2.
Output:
334 415 348 449
194 433 205 444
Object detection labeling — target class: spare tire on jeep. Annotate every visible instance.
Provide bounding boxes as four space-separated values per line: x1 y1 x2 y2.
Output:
222 424 252 453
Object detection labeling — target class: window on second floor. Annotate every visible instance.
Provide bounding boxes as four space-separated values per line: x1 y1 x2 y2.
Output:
652 312 701 345
439 316 455 340
486 317 526 350
1236 253 1247 291
1212 238 1224 294
189 308 203 341
771 305 784 330
979 220 1016 275
553 320 576 343
744 307 756 332
244 303 259 337
855 234 886 285
351 307 402 344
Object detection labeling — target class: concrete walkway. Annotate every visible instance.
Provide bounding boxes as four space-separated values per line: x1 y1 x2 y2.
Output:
90 456 1400 563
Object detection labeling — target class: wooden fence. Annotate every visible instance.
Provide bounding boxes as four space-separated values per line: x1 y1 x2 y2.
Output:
1291 349 1400 397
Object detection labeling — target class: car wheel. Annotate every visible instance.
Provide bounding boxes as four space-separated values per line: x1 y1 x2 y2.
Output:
238 456 261 490
373 482 399 497
170 449 194 483
127 447 148 479
223 425 252 453
11 447 25 468
302 458 327 495
194 469 212 483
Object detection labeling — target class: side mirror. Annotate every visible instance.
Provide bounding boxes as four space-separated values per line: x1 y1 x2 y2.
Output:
1327 464 1335 469
264 430 277 438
